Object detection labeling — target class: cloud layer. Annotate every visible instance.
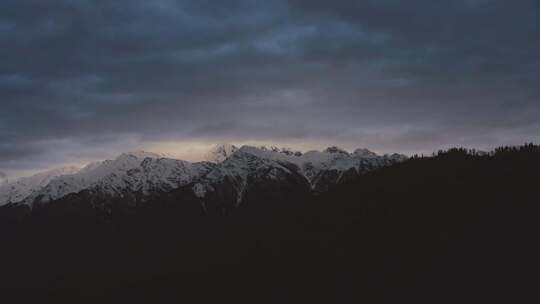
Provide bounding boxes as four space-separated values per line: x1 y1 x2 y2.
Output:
1 0 540 176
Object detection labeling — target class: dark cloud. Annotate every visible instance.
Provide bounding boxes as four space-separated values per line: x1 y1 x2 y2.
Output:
1 0 540 175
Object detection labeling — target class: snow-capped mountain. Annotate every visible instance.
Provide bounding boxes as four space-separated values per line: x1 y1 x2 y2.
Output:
27 151 215 205
204 143 239 163
194 146 309 206
0 145 407 212
193 145 407 202
0 166 80 206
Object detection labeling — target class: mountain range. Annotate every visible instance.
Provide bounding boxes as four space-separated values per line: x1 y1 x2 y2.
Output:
0 144 406 215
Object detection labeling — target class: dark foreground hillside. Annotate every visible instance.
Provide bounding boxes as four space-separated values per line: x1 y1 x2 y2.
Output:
1 145 539 303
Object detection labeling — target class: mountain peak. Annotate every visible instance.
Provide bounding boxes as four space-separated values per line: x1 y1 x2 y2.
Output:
387 153 408 162
204 143 239 163
118 151 165 160
324 146 349 155
353 148 378 158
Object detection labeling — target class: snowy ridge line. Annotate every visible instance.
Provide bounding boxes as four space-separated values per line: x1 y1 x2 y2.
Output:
0 145 407 207
0 166 81 207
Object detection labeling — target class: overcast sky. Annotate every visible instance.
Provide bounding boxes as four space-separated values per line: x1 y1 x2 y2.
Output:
1 0 540 178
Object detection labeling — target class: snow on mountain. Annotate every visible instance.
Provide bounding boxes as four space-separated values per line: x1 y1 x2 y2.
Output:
28 151 213 205
1 145 407 208
0 166 81 206
210 145 398 184
194 146 303 204
193 145 407 203
353 148 378 158
204 143 239 163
